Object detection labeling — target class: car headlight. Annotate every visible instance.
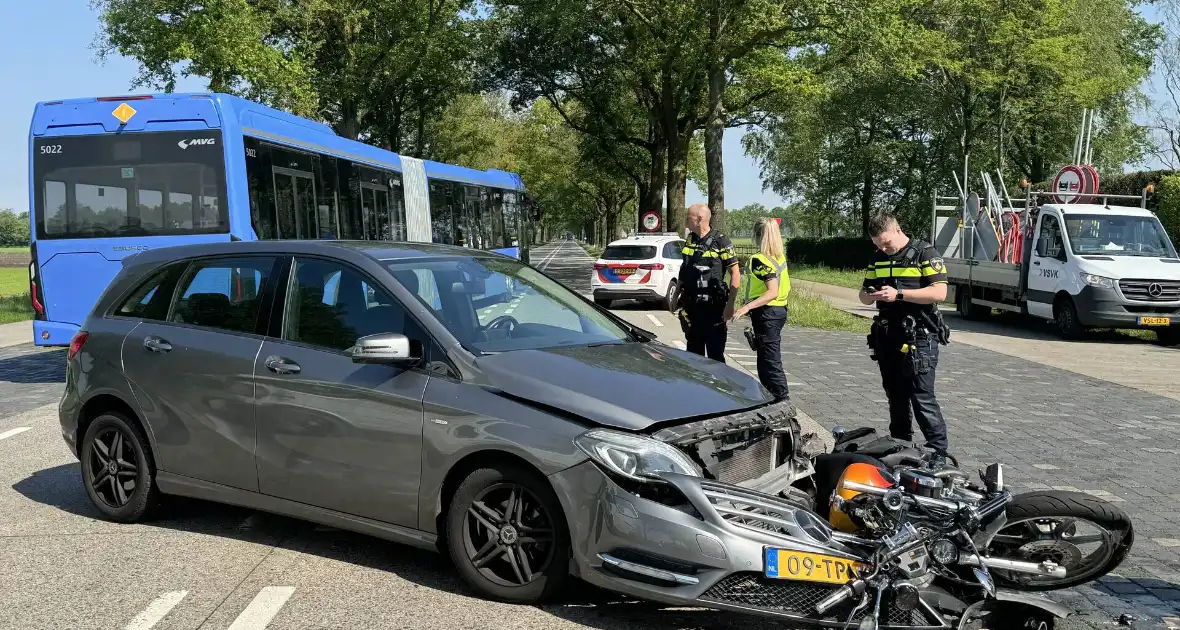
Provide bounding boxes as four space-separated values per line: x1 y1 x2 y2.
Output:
1080 273 1115 289
574 428 701 482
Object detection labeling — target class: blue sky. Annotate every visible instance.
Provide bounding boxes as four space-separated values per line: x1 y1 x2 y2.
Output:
0 2 1167 216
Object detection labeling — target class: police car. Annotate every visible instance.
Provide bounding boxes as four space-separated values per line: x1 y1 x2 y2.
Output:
591 233 685 309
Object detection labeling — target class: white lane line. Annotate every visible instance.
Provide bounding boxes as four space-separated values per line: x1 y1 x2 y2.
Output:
538 241 566 271
226 586 296 630
0 427 31 441
645 314 664 328
124 591 188 630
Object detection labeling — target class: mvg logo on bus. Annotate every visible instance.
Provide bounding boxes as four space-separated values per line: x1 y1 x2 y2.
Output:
178 138 216 150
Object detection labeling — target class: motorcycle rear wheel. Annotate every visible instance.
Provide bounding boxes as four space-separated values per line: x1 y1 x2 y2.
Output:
979 490 1133 591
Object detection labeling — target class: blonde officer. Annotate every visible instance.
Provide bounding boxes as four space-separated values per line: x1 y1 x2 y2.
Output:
730 217 791 402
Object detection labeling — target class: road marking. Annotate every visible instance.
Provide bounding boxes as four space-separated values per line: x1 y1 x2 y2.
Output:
226 586 296 630
124 591 188 630
645 314 664 328
0 427 31 441
672 341 686 349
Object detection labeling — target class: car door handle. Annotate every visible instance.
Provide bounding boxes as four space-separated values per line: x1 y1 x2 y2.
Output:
143 336 172 353
1033 261 1040 265
265 356 301 374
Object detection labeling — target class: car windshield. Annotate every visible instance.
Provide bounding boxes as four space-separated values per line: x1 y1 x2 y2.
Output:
602 245 656 260
1064 214 1179 258
383 255 635 353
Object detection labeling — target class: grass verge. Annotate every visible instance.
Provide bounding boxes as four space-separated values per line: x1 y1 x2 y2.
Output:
0 267 28 296
789 264 865 290
0 295 33 324
736 275 869 334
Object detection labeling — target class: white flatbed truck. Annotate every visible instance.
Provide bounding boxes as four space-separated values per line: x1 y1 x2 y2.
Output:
932 188 1180 345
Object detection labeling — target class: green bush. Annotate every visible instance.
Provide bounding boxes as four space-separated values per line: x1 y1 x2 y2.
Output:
783 236 872 270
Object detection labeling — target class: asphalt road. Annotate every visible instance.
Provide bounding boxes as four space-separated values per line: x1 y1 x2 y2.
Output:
0 240 1177 630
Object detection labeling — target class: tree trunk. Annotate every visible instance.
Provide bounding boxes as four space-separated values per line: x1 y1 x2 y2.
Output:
645 126 668 226
860 118 877 237
705 2 727 232
666 131 690 235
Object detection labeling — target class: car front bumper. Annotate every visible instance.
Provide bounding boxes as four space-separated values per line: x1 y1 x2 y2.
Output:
545 459 936 626
1076 285 1180 328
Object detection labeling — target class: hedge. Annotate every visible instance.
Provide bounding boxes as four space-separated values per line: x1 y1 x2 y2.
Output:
783 236 873 270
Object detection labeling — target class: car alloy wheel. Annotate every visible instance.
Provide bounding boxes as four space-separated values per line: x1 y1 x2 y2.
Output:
446 465 570 604
462 482 556 588
80 412 160 522
86 424 141 509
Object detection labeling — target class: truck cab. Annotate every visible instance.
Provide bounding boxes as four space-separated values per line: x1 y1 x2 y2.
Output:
1022 203 1180 341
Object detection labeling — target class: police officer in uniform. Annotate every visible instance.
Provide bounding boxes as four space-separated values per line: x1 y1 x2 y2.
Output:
730 216 791 402
858 212 951 455
674 203 740 362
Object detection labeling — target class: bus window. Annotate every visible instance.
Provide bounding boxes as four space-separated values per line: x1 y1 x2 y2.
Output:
33 131 229 240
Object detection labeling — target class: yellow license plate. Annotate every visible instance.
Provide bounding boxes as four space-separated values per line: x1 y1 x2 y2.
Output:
615 268 637 275
1139 316 1171 326
764 548 865 584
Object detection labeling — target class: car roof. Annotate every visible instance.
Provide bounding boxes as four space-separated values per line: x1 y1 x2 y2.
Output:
122 239 512 269
605 234 682 246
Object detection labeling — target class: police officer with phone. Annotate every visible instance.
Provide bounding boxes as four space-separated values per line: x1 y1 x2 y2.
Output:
858 212 951 456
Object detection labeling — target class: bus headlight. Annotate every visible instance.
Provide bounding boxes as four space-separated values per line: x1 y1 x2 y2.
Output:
1080 273 1115 289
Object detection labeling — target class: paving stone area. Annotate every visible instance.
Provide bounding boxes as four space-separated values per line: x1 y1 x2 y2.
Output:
724 325 1180 629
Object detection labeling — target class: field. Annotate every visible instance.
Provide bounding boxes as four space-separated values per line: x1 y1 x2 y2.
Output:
0 268 33 324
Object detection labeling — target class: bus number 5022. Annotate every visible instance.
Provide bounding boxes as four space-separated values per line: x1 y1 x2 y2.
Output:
40 145 62 155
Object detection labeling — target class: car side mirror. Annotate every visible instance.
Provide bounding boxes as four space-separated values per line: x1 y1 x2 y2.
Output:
351 333 421 366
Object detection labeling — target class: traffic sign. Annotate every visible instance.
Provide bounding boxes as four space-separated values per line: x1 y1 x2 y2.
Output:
1052 165 1088 204
640 210 662 232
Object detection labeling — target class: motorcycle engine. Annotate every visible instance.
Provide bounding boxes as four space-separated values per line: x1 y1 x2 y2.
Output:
899 469 943 498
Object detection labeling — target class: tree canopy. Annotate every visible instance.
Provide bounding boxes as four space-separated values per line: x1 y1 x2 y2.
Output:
92 0 1167 243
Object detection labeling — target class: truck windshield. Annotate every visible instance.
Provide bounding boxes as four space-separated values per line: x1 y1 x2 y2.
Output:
1063 214 1178 258
33 130 229 240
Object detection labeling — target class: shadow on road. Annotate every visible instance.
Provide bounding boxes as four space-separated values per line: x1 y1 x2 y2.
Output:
0 348 66 384
940 309 1176 349
10 463 790 630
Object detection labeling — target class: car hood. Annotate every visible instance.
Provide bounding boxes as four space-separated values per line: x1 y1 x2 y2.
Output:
472 342 772 431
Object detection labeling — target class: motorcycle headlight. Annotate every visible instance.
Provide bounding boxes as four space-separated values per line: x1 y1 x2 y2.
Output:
574 428 701 483
1080 272 1115 289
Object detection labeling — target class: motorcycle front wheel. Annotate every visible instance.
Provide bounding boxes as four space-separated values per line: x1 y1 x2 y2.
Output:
978 490 1134 591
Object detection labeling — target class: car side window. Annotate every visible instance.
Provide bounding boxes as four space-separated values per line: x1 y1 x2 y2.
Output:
284 257 426 353
168 257 275 334
664 241 684 260
114 263 183 321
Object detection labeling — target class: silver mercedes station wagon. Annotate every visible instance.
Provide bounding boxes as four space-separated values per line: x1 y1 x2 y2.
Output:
59 239 805 612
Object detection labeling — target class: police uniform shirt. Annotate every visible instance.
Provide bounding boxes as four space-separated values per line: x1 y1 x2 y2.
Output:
679 231 738 293
747 253 791 306
862 239 948 317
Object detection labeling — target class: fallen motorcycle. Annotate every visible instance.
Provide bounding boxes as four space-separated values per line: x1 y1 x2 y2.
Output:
800 425 1137 593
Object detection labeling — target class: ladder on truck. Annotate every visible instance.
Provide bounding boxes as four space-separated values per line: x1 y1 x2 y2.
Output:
931 169 1025 264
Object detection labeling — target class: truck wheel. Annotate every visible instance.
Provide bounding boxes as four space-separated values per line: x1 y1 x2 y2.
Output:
956 286 989 320
1053 296 1085 339
1157 327 1180 347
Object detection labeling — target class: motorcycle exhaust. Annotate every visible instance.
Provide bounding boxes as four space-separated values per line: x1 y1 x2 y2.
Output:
958 554 1067 578
815 578 867 615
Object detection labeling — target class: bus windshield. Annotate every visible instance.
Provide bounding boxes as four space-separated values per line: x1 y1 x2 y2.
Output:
33 130 229 240
1064 214 1179 258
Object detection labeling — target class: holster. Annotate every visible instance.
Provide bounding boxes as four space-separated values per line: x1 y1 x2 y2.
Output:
744 326 759 351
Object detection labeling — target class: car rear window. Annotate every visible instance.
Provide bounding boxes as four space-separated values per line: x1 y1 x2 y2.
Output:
602 245 656 260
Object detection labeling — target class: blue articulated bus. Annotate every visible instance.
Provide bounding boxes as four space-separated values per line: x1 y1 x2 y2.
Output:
28 92 535 347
